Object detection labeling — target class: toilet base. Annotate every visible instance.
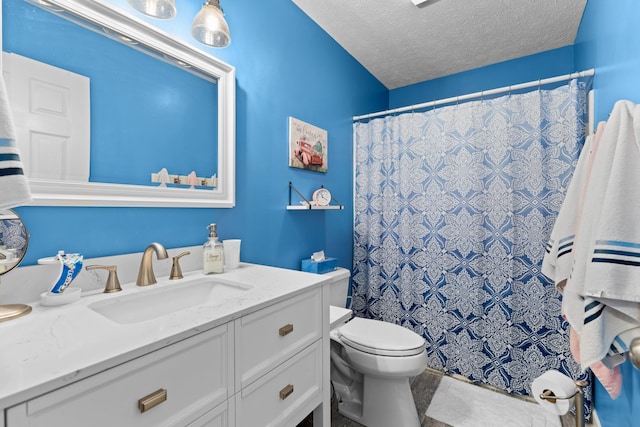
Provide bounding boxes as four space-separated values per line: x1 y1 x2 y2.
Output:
335 374 421 427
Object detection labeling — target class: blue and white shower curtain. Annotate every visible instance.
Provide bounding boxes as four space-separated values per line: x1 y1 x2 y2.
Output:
353 80 591 409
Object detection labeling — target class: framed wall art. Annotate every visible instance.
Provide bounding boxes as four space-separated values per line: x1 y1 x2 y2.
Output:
288 117 328 173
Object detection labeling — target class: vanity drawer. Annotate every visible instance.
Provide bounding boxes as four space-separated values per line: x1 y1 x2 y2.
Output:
6 325 233 427
235 288 322 388
187 398 235 427
235 340 322 427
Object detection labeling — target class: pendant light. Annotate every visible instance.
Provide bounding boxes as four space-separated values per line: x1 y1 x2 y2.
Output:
127 0 176 20
191 0 231 48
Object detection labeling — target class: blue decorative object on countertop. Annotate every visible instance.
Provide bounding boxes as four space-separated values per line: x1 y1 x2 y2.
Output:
39 251 84 294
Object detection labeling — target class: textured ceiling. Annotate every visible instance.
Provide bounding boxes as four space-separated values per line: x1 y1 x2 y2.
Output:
292 0 587 90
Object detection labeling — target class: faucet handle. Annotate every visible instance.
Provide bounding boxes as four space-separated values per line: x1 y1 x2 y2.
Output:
170 252 191 280
86 265 122 293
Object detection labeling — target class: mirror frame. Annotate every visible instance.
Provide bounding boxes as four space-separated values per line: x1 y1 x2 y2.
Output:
0 0 236 207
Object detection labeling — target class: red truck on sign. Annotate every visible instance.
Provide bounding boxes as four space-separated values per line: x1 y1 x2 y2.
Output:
294 140 324 166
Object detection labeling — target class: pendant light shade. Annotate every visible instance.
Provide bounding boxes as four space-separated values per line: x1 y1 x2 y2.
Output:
127 0 176 20
191 0 230 48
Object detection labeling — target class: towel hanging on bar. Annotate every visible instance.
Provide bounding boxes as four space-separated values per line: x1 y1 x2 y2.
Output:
0 76 31 209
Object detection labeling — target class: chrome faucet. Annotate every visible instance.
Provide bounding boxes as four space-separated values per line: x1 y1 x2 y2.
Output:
136 242 169 286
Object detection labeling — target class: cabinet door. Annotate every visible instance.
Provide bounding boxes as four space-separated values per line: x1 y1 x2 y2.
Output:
235 288 322 388
6 325 233 427
235 340 322 427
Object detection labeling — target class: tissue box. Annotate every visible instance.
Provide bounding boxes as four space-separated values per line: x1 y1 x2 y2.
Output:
301 257 337 274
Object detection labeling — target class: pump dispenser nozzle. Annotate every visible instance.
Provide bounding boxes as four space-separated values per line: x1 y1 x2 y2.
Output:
208 223 218 238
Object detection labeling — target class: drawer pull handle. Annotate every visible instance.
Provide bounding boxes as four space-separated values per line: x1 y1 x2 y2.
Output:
138 388 167 413
279 384 294 400
279 323 294 336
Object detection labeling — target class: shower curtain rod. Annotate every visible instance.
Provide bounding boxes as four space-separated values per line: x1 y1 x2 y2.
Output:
353 68 595 121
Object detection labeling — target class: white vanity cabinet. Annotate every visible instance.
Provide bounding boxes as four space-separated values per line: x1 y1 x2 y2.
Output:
6 324 234 427
3 284 328 427
234 288 323 427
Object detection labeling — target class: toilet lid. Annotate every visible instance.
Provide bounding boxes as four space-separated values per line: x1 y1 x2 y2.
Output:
338 317 426 357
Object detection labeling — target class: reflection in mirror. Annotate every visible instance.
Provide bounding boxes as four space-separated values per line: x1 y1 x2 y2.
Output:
0 0 236 207
3 0 218 187
0 210 28 274
0 209 31 322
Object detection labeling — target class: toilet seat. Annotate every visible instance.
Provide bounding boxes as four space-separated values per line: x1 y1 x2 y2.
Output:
337 317 425 357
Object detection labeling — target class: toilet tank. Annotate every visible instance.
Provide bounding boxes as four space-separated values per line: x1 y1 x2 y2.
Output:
321 267 351 308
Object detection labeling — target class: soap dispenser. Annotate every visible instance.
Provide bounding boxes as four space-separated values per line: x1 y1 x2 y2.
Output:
203 223 224 274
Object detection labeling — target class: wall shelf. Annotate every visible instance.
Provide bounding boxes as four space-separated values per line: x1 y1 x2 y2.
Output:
286 204 343 211
287 182 344 210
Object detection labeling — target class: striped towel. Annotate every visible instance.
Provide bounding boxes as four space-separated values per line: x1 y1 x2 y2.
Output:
569 327 621 399
543 122 625 398
542 133 595 287
0 76 31 209
566 100 640 368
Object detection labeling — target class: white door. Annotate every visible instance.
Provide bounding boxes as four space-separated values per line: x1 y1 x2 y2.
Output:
2 52 90 182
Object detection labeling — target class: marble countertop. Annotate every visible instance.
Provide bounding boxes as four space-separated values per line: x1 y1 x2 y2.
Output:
0 262 331 410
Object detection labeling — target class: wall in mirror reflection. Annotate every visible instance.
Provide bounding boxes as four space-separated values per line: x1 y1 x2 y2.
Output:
2 0 218 187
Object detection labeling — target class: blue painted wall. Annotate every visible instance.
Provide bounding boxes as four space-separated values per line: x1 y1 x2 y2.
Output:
574 0 640 425
389 46 575 109
7 0 387 273
574 0 640 125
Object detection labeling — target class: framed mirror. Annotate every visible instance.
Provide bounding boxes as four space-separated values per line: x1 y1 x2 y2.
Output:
0 0 236 207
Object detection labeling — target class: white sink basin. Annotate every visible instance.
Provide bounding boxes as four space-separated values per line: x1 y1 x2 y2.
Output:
88 277 253 324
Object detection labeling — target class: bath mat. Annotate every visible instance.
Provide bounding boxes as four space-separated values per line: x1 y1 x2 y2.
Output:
425 376 562 427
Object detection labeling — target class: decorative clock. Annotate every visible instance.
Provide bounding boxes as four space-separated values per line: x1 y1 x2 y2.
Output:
312 187 332 206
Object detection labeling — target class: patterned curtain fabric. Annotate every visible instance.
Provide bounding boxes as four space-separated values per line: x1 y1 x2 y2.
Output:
353 80 591 410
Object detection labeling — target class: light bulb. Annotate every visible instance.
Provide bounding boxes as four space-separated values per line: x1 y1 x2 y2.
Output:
127 0 176 20
191 0 231 48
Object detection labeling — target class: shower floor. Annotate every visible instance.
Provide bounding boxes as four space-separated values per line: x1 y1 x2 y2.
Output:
298 368 579 427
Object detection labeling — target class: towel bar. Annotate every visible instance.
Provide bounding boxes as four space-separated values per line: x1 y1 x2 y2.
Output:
630 337 640 371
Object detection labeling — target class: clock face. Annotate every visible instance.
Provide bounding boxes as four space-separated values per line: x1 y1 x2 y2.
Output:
313 188 331 206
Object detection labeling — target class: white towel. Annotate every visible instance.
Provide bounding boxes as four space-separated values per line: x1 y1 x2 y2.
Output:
0 76 31 209
560 123 607 333
542 134 595 286
565 100 640 368
543 121 627 395
585 102 640 304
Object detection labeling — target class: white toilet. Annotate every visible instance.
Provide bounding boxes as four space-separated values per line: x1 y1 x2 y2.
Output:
324 268 428 427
